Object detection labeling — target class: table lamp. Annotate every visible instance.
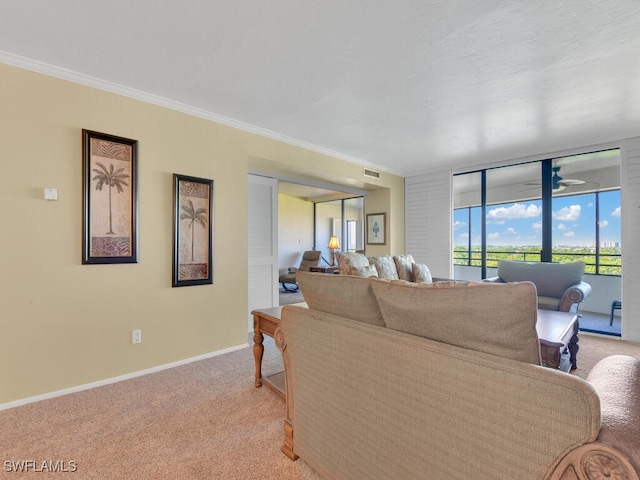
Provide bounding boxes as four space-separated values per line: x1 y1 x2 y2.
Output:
328 236 340 266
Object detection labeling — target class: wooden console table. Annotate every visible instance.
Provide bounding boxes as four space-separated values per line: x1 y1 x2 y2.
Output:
536 309 579 372
252 306 287 399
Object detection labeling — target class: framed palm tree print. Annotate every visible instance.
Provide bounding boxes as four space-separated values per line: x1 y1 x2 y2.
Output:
82 129 138 264
172 174 214 287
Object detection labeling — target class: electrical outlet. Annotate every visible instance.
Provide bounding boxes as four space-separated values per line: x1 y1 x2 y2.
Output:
132 329 142 344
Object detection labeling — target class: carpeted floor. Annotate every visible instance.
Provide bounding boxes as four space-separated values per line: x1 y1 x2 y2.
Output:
1 332 638 479
279 287 304 306
0 344 321 480
571 332 640 379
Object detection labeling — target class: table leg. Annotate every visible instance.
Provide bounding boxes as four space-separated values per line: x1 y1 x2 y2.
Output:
544 345 562 369
253 316 264 388
568 318 579 370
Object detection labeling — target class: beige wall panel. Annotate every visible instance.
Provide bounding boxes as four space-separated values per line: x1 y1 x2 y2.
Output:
0 63 405 404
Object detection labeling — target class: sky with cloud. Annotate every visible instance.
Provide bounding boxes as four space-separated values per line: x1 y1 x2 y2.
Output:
454 191 621 247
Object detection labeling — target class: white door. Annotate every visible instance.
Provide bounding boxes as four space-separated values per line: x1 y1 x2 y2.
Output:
247 174 279 331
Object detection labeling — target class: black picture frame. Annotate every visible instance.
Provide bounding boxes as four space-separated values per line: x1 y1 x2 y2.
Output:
172 174 214 287
82 129 138 264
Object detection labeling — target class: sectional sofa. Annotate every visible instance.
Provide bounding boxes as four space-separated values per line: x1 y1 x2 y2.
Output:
275 272 640 480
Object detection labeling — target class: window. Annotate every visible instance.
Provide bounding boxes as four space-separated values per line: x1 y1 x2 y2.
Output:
453 149 621 276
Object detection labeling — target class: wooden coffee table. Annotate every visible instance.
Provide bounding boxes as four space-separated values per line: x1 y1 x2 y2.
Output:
536 309 579 372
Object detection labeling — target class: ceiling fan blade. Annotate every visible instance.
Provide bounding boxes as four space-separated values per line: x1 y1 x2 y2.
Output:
558 179 585 186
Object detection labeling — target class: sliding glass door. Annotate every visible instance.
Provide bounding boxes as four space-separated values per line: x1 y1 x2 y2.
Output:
454 150 620 275
453 149 622 333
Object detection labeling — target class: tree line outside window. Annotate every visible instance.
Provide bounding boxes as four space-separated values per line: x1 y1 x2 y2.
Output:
453 189 621 276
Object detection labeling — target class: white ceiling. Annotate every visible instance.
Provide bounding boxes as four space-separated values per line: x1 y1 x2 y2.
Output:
1 1 640 177
278 182 358 202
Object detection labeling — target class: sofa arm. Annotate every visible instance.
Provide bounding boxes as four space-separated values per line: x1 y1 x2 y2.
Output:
589 355 640 474
551 355 640 479
558 281 592 312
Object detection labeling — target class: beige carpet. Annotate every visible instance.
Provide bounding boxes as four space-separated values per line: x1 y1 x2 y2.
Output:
571 332 640 379
1 334 638 479
0 341 321 480
279 288 305 306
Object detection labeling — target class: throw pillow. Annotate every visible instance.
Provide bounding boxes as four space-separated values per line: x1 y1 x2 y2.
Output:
412 262 433 284
336 252 369 276
393 255 415 281
351 264 379 278
368 255 399 279
371 279 541 364
296 271 386 327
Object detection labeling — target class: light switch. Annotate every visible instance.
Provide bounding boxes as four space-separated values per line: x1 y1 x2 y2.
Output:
44 188 58 201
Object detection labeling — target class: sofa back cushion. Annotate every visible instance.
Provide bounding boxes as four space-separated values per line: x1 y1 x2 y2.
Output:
296 271 385 327
351 264 379 278
371 279 541 364
368 255 399 279
497 260 585 298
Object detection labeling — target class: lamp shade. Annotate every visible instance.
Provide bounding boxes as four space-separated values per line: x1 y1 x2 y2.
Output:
327 236 340 250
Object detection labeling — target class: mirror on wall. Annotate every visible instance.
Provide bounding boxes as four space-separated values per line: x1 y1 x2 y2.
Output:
315 197 364 263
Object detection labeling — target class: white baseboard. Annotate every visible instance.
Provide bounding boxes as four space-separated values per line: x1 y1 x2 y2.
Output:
0 343 249 412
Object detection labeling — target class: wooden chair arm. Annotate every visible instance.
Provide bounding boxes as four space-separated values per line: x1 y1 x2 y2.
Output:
548 442 638 480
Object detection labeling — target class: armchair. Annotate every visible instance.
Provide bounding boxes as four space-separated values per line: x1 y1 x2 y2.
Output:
484 259 592 313
279 250 321 292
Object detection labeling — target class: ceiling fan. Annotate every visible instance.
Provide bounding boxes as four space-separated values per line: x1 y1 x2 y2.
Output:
523 166 597 192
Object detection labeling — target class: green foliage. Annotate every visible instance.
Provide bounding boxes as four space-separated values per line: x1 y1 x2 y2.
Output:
453 246 621 275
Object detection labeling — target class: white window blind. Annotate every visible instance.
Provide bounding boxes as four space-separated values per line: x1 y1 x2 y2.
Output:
405 170 453 279
621 137 640 341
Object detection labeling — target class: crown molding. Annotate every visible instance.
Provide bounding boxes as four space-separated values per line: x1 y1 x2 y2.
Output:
0 51 401 176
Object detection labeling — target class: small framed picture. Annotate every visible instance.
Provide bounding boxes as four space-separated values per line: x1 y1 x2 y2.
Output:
173 174 214 287
366 212 386 245
82 129 138 264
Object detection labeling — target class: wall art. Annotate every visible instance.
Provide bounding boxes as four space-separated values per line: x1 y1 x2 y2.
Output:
366 212 386 245
173 174 214 286
82 129 138 264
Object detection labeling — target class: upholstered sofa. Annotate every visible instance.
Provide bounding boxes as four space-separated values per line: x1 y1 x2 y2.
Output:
483 259 592 313
275 271 640 480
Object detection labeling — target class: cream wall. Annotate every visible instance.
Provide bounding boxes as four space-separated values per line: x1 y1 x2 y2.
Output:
0 63 405 405
364 188 400 256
